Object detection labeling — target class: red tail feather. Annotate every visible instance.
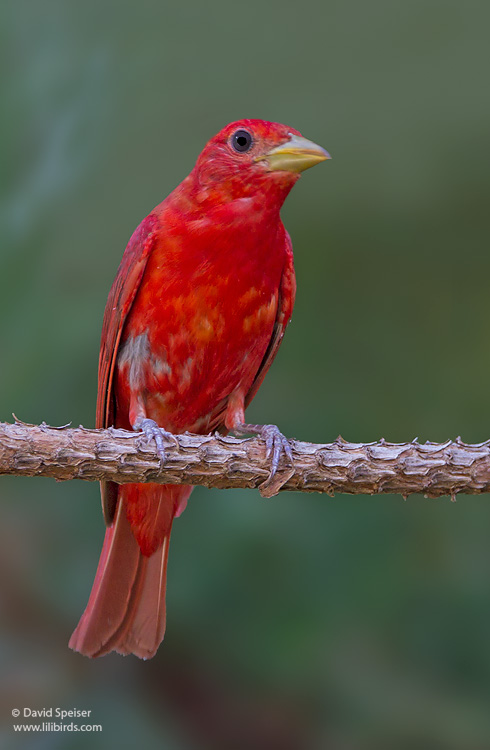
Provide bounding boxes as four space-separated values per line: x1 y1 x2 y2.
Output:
69 484 191 659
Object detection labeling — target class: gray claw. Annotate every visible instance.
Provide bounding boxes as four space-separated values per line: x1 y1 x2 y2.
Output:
233 422 294 496
261 424 294 478
139 418 177 466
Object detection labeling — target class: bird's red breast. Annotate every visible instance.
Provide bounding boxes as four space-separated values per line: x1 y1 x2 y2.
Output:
115 194 288 435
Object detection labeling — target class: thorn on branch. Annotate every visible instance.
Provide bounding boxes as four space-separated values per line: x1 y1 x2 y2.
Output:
0 421 490 499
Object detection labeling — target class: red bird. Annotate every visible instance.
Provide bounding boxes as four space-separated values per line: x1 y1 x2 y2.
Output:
69 119 329 658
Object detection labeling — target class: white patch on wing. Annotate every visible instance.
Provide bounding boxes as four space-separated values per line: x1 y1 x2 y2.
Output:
118 332 150 390
119 332 174 391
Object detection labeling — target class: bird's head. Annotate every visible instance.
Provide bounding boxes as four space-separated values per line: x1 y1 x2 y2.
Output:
190 119 330 207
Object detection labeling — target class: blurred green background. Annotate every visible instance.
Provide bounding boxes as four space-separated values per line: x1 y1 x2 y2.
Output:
1 0 490 748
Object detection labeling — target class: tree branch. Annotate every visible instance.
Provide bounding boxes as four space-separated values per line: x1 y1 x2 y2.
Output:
1 420 490 499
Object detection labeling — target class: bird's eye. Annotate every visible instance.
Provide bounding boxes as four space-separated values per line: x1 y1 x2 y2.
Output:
231 129 253 153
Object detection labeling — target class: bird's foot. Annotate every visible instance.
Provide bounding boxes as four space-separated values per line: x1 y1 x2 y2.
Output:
135 418 179 467
233 423 295 498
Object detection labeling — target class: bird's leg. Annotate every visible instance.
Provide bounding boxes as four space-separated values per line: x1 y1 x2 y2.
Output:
126 383 179 466
133 416 179 467
225 391 295 496
233 423 294 478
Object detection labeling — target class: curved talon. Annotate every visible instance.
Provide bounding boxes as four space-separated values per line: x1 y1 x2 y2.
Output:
233 422 294 488
138 418 178 466
261 424 294 477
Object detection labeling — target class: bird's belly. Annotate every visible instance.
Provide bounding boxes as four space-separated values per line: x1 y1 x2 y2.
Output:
116 287 279 434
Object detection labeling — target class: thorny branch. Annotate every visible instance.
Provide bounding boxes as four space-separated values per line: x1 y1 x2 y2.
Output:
1 420 490 499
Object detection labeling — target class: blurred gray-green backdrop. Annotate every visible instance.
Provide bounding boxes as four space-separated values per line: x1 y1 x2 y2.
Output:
1 1 490 748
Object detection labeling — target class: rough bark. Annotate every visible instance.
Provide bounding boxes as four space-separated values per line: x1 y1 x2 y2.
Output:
1 420 490 499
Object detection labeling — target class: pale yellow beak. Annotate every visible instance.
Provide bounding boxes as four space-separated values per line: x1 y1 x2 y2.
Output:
257 134 331 173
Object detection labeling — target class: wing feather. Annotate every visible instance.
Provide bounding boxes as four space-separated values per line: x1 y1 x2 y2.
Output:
245 234 296 409
97 213 159 523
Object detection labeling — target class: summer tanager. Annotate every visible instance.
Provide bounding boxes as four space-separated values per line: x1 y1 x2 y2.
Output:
69 119 329 658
